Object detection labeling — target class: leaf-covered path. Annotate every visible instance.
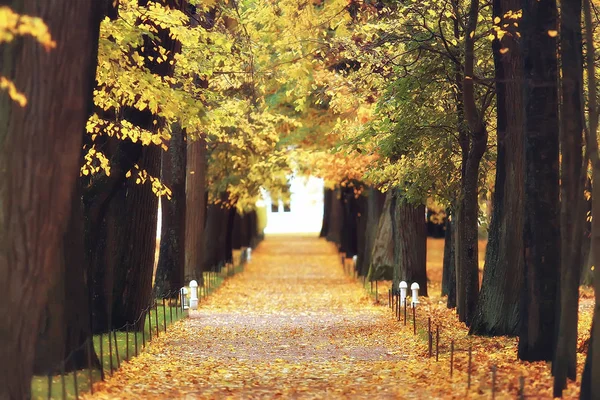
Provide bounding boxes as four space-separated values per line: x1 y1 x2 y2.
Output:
87 236 429 399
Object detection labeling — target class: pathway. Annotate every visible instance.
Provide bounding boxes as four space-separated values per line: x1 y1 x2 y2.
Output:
87 236 429 399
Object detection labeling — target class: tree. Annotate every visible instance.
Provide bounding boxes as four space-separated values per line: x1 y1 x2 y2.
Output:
470 0 525 336
442 212 456 308
553 0 586 394
391 189 428 296
155 124 187 297
0 1 102 397
518 0 561 362
359 187 386 277
581 0 600 395
454 0 489 326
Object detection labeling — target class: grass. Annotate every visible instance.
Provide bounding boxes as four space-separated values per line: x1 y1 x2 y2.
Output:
31 251 244 400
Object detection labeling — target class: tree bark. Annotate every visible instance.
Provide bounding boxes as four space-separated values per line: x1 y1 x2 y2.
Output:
360 187 386 277
225 204 237 265
391 189 428 296
0 0 102 396
326 187 343 246
470 0 525 336
340 185 359 257
109 145 160 329
185 136 208 282
455 0 487 327
155 124 186 297
518 0 560 362
442 213 457 308
554 0 586 394
368 191 394 281
580 0 600 395
355 192 368 275
202 193 230 272
320 188 332 237
33 182 100 374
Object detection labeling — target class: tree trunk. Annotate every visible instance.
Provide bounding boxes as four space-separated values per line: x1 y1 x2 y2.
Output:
33 182 100 374
391 189 427 296
470 0 525 336
456 0 488 327
442 213 457 308
232 211 249 250
155 125 186 297
225 204 237 265
202 194 230 272
355 192 368 275
185 137 207 282
320 188 332 237
580 0 600 396
455 140 485 326
340 185 359 257
326 187 342 246
0 0 102 396
360 187 386 277
110 145 160 329
581 177 593 286
554 0 586 394
518 0 560 362
368 191 394 281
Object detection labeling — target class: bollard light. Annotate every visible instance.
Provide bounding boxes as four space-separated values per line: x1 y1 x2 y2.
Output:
247 247 252 261
399 281 408 306
181 287 189 310
352 255 357 269
189 280 199 310
411 282 420 306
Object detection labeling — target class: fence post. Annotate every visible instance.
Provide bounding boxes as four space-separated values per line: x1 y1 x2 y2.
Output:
87 338 94 394
126 325 130 360
375 281 378 302
436 326 439 362
450 340 454 377
412 304 416 335
47 373 52 400
467 345 472 389
108 331 114 374
113 330 120 368
163 298 167 332
99 331 104 380
155 302 160 337
61 363 66 400
135 327 139 356
73 368 79 400
491 365 497 399
142 320 146 349
148 306 153 341
518 376 525 399
428 317 432 358
404 300 407 325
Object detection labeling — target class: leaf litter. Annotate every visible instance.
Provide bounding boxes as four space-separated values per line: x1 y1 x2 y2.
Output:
85 236 592 399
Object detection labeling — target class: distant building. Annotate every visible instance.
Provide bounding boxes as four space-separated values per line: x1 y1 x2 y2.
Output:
263 175 324 234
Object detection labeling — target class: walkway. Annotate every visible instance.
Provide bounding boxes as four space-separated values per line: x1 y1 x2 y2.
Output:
87 236 427 399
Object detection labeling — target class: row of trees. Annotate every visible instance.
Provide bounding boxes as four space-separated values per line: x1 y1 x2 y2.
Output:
311 0 600 397
3 0 600 398
1 0 345 397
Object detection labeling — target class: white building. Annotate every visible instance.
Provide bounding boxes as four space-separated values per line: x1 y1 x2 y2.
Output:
262 175 324 234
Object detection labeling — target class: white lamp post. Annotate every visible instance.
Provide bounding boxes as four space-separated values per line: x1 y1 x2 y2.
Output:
399 281 408 306
189 280 199 310
411 282 420 306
